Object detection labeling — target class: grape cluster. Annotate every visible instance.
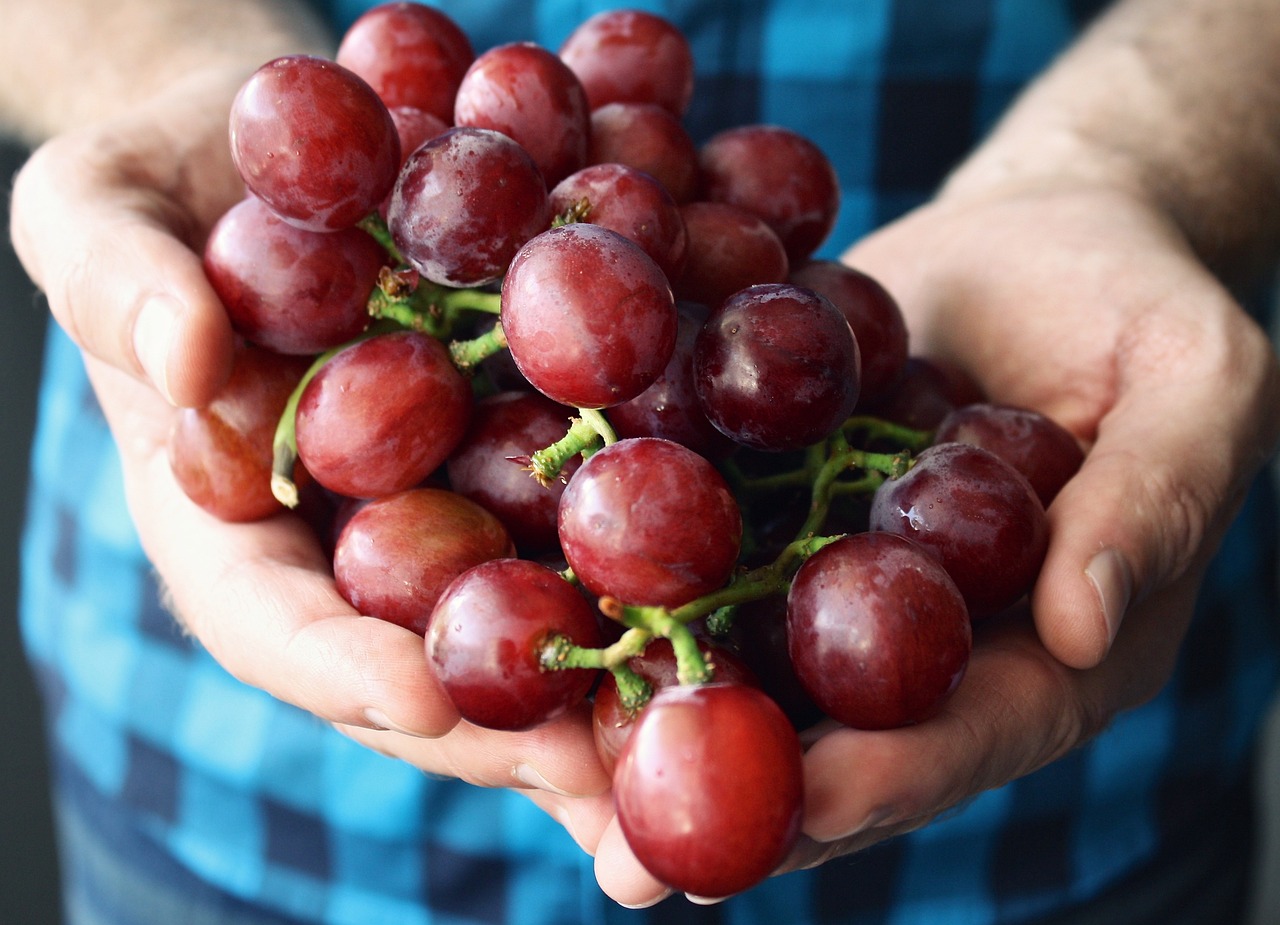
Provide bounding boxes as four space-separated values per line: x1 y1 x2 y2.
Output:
172 4 1087 900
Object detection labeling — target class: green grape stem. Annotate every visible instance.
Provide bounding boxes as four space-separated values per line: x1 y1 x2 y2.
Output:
527 409 618 485
449 322 508 373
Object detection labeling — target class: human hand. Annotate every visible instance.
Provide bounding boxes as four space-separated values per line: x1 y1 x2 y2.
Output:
9 70 611 803
574 180 1280 906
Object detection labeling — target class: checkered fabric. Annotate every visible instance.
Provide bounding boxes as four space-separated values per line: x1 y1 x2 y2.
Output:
20 2 1279 924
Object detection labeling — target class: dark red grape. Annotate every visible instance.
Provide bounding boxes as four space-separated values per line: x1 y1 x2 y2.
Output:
203 196 383 355
592 637 756 774
388 126 551 287
334 487 514 635
588 102 698 203
787 532 971 729
694 283 861 451
607 307 736 459
789 260 909 405
454 42 589 187
230 55 400 232
169 343 312 522
674 201 789 308
295 331 472 498
388 106 450 165
869 442 1049 619
934 403 1085 506
501 223 677 409
861 355 983 429
335 2 474 122
549 162 688 282
558 9 695 116
426 558 601 730
698 124 840 262
614 682 803 897
445 391 579 555
557 437 741 607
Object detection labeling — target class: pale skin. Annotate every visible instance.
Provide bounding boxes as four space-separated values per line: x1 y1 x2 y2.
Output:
6 0 1280 911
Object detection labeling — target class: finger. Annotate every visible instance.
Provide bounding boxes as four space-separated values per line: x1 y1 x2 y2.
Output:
10 112 240 407
89 358 458 737
593 816 674 909
1031 281 1280 668
802 580 1193 844
520 787 617 853
337 705 611 798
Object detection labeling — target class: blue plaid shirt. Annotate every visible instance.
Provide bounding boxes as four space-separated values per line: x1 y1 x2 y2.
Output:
21 2 1279 923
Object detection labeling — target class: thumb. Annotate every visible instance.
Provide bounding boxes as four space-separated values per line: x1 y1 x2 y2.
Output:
1032 287 1280 669
10 120 237 408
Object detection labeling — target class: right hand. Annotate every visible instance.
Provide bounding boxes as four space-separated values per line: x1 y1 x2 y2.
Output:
10 67 611 804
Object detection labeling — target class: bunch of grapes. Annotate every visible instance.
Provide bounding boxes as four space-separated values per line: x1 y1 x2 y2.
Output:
171 3 1087 899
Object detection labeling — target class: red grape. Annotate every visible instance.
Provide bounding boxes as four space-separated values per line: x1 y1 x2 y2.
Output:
557 437 742 607
334 487 514 634
787 532 971 729
558 9 695 116
698 124 840 262
549 162 688 282
445 391 579 555
335 2 474 122
388 126 551 287
427 558 601 730
674 201 789 308
613 682 803 897
934 402 1085 506
203 196 383 355
169 343 311 522
295 331 472 498
454 42 589 187
789 260 909 405
694 283 861 451
588 102 699 203
592 637 755 774
869 442 1049 619
501 223 677 409
229 55 400 232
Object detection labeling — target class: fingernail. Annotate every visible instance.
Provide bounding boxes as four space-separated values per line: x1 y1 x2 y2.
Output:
514 764 573 796
685 893 728 905
133 293 181 405
1085 547 1132 648
819 805 898 842
619 890 672 910
362 708 427 737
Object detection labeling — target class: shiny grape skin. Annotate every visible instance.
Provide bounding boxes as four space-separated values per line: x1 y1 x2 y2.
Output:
869 442 1049 619
501 223 677 409
229 55 400 232
454 42 590 187
607 307 737 460
557 438 742 607
934 402 1085 507
698 124 841 262
558 9 695 116
426 558 602 731
588 102 699 203
613 682 804 898
169 344 312 522
694 283 861 452
860 355 984 428
674 201 789 309
202 196 383 355
592 636 756 773
549 162 688 282
786 532 971 730
789 260 909 405
333 488 514 635
295 331 473 499
388 126 551 288
445 391 579 555
335 2 474 122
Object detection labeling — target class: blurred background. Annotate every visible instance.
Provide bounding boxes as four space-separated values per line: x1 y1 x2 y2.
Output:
1 135 1278 925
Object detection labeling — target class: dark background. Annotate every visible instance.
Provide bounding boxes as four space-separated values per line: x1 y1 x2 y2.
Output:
1 137 62 923
1 135 1278 925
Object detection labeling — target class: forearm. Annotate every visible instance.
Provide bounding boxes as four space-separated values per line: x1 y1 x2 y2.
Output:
943 0 1280 283
0 0 333 143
